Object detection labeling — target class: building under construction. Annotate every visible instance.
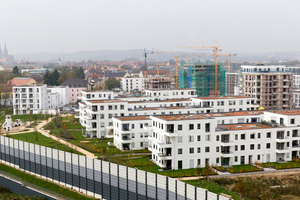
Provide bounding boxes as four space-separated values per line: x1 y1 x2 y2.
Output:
179 63 226 97
144 77 173 89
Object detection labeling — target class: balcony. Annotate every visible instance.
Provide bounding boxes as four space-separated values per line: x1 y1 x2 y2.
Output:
157 141 172 147
220 140 234 146
292 144 300 150
121 136 131 142
143 124 152 131
158 153 172 160
220 151 234 157
283 104 289 107
276 147 289 153
276 136 289 142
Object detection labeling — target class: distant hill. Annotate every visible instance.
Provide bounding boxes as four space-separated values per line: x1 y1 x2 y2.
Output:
13 49 300 63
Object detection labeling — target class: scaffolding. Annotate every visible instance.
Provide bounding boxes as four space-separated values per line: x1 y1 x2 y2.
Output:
179 62 226 97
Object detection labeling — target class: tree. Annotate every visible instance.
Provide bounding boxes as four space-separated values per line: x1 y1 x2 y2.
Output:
4 73 15 83
59 66 70 81
66 71 77 79
50 68 60 86
73 67 85 79
12 66 19 74
43 69 51 85
236 177 245 199
57 77 64 85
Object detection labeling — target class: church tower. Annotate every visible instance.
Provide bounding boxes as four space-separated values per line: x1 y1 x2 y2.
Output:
3 42 8 58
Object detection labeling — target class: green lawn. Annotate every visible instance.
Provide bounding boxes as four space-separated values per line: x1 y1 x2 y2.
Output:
184 179 239 200
0 186 43 199
10 132 82 155
226 164 263 173
0 114 50 124
0 163 95 200
261 161 300 169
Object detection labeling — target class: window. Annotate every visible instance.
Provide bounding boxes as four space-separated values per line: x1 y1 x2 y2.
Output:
178 148 183 154
266 143 271 149
178 124 182 131
235 156 238 162
267 132 271 138
120 105 124 110
189 148 194 154
216 135 219 141
100 106 104 110
178 161 182 169
216 158 219 164
197 147 201 153
235 145 238 151
100 114 104 119
189 124 194 130
197 123 201 129
291 119 295 124
258 133 261 138
197 159 201 165
205 123 210 132
178 136 183 143
132 133 135 138
140 133 143 138
140 124 143 128
258 144 261 149
216 146 219 152
108 114 112 119
257 154 260 160
235 134 238 140
241 145 245 150
140 142 143 148
100 122 104 127
109 106 112 110
241 134 245 140
204 135 210 141
205 147 210 153
189 136 194 142
197 135 201 141
132 124 135 129
250 144 254 150
250 133 255 139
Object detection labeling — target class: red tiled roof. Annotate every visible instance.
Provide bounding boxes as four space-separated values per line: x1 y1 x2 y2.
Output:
8 77 35 86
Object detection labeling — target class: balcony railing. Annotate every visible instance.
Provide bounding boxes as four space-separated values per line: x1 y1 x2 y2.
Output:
276 147 289 150
221 151 233 154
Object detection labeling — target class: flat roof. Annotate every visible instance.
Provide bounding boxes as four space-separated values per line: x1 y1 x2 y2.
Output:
83 90 112 93
115 116 151 121
217 123 272 131
205 111 264 117
153 114 209 121
146 88 195 91
193 96 251 100
128 98 191 104
88 99 123 103
266 110 300 116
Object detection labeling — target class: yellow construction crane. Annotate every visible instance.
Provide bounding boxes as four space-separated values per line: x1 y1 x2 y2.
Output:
222 53 237 72
180 42 221 96
156 62 170 77
143 49 172 70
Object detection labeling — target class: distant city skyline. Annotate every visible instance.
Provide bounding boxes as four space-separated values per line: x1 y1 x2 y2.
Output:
1 0 300 55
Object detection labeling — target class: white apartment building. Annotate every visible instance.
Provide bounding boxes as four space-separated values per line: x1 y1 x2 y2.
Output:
149 111 300 170
21 68 48 75
121 77 145 92
79 90 114 102
145 89 197 99
13 84 48 114
293 75 300 88
293 90 300 108
191 96 259 112
113 116 151 151
47 86 69 108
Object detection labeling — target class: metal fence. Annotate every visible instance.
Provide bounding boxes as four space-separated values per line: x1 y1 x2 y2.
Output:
0 135 230 200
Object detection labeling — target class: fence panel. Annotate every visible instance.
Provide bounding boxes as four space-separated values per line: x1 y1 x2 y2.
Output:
168 177 176 200
118 165 128 200
197 187 206 199
127 167 137 200
157 174 166 200
110 163 119 200
208 190 218 200
177 181 186 200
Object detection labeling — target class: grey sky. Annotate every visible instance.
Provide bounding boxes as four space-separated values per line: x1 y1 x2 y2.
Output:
1 0 299 54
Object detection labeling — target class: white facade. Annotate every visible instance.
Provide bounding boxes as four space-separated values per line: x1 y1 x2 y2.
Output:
13 84 48 114
293 90 300 108
145 89 197 99
241 65 287 72
113 116 151 151
293 75 300 88
80 90 114 102
149 111 300 169
47 86 69 108
121 77 145 92
21 68 48 74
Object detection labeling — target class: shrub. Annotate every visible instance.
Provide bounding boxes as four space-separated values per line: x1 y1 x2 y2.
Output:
59 130 75 140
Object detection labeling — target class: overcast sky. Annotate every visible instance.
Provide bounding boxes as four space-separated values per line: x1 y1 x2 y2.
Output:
1 0 299 54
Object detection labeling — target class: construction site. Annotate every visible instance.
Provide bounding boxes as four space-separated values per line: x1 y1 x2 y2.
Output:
178 62 226 97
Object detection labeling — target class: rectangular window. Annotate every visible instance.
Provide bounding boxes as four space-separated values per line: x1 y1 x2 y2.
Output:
250 133 255 139
235 134 238 140
178 124 182 130
258 133 261 138
189 124 194 130
216 135 219 141
250 144 254 150
241 145 245 150
178 148 183 154
197 123 201 129
100 114 104 119
235 145 238 151
267 132 271 138
216 158 219 164
205 147 210 153
235 156 238 162
266 143 271 149
258 144 261 149
140 124 143 128
178 136 183 143
189 136 194 142
189 148 194 154
140 133 143 138
205 123 210 132
197 135 201 141
108 114 112 119
178 161 182 169
291 119 295 124
241 134 245 140
132 124 135 129
197 159 201 165
205 135 210 141
216 146 219 152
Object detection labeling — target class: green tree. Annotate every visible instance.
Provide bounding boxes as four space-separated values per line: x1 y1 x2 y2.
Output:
73 67 85 79
4 73 15 83
50 68 60 85
43 69 51 85
66 71 77 79
12 66 19 74
58 65 70 81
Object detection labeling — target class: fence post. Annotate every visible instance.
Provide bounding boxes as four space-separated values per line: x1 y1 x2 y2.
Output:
185 183 187 200
109 162 111 200
18 140 20 169
145 171 147 200
205 189 208 200
126 166 128 200
34 144 36 175
93 159 95 197
8 138 10 165
155 174 157 200
175 180 177 200
78 154 80 192
101 160 103 198
28 142 31 172
52 148 54 181
45 147 47 180
136 168 138 200
4 137 6 164
86 156 88 194
71 153 73 189
13 138 15 167
166 176 169 200
0 135 2 161
64 151 66 187
117 164 120 200
39 145 41 177
217 194 219 200
195 187 197 200
23 141 25 172
58 147 60 184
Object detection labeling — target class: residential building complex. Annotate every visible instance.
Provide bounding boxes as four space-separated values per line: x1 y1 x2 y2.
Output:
242 65 293 110
121 77 145 92
21 68 48 75
226 72 241 96
61 78 88 104
47 86 69 109
293 75 300 88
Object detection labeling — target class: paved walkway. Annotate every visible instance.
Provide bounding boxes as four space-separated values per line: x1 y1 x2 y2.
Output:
175 167 300 180
4 115 97 159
